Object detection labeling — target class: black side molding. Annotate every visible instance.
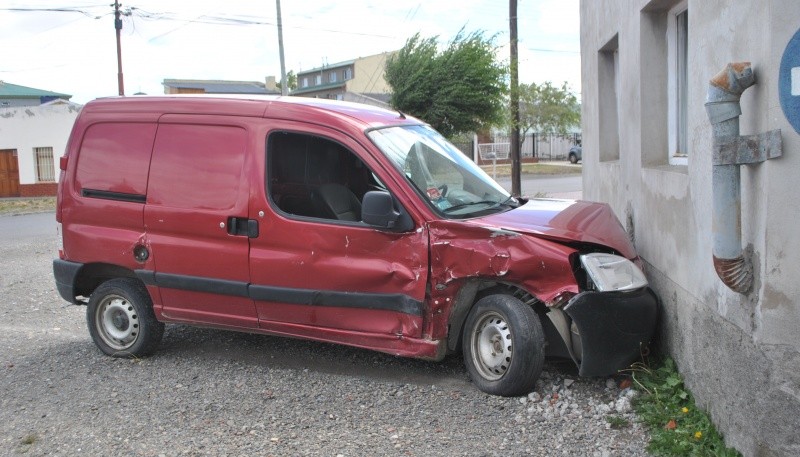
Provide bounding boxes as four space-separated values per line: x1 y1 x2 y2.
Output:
82 188 146 204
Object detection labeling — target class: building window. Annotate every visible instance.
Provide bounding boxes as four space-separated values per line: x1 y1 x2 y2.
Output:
598 35 620 162
301 77 308 88
668 2 689 164
329 71 337 83
344 68 352 80
34 147 55 182
315 75 322 85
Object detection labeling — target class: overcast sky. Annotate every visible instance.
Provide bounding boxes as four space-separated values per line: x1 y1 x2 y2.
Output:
0 0 580 104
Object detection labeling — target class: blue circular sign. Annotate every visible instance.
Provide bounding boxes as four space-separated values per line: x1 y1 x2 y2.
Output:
780 28 800 134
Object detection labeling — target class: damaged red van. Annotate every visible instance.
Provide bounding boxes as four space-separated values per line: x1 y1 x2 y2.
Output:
54 96 657 396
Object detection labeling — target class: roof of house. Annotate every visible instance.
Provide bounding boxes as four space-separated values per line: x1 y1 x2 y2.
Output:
0 81 71 99
162 79 280 95
291 81 347 95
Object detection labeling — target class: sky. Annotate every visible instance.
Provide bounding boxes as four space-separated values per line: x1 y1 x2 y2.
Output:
0 0 581 104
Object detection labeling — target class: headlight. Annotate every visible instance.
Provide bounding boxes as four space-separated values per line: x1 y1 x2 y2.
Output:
579 253 648 292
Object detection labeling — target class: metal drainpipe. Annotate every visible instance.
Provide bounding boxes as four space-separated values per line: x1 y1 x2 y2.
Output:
704 62 782 294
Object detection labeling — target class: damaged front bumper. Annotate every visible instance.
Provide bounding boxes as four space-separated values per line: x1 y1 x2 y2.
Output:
563 287 659 377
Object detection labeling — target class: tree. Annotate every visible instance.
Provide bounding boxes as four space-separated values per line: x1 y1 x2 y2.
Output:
280 70 297 91
516 81 580 139
385 30 506 137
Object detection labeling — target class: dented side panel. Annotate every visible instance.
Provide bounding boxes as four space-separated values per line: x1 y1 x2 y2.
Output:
426 220 580 340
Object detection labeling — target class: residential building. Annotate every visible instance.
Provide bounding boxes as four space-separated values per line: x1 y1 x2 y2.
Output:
162 77 280 95
0 81 71 107
292 52 395 108
580 1 799 456
0 100 82 197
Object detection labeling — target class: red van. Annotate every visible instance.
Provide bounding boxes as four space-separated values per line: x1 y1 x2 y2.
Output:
53 96 657 396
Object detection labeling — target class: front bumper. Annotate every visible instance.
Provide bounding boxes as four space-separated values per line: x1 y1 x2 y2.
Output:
563 287 658 377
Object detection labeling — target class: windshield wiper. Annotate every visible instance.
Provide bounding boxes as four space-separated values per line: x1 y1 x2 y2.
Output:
443 200 509 213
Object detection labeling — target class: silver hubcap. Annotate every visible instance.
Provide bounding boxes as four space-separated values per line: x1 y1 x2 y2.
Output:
470 312 512 381
96 294 139 350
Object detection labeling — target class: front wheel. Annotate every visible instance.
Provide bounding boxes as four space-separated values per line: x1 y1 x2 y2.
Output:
86 278 164 357
569 153 578 164
462 294 545 396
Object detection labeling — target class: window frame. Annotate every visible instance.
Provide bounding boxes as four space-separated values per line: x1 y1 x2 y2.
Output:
34 146 55 182
667 0 688 166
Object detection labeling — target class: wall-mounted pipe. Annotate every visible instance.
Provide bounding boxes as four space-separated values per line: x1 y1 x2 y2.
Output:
705 62 782 294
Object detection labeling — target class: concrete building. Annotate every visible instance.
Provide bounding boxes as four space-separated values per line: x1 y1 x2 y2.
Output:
292 52 395 108
580 1 799 455
0 101 81 197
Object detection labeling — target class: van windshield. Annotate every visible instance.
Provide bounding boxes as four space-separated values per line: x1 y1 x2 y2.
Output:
368 125 517 218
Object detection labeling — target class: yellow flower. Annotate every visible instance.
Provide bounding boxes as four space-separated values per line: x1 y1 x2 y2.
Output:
694 431 703 440
682 407 689 413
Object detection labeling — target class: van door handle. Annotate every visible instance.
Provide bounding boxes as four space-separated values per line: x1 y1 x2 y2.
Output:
227 217 259 238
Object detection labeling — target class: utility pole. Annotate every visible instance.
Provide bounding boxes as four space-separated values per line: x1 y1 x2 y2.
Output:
276 0 288 96
114 0 125 96
509 0 521 197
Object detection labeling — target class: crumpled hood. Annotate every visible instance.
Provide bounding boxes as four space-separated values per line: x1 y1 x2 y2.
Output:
473 198 637 259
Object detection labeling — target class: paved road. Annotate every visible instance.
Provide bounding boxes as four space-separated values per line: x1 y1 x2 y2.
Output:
495 174 583 199
0 212 56 242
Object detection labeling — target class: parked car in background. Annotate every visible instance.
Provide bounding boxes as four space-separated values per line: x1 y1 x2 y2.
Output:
568 145 582 164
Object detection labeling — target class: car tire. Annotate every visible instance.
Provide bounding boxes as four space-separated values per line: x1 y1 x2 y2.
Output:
569 153 578 164
462 294 545 396
86 278 164 357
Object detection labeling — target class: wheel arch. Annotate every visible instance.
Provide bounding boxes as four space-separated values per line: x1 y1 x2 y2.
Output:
73 263 138 300
446 280 549 353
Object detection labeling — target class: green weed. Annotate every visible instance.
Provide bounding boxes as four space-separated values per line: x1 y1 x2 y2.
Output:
629 357 741 457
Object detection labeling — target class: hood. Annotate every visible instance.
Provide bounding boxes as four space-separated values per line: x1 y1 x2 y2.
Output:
474 198 637 259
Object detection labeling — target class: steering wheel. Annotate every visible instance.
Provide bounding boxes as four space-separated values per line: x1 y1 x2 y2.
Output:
437 184 448 198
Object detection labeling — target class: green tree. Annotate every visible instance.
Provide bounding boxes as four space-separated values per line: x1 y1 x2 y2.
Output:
386 30 506 137
280 70 297 91
516 81 580 139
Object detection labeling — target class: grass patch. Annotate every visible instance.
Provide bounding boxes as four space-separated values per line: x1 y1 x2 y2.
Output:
0 197 56 215
606 415 630 429
480 163 581 177
630 357 741 456
20 433 38 445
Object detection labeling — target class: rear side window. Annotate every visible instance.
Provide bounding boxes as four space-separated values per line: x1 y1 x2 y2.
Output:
75 122 157 198
147 124 247 210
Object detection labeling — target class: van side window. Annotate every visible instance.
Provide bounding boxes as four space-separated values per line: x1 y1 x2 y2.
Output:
267 132 378 222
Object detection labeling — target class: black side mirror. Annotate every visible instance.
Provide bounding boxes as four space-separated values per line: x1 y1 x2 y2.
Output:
362 191 405 230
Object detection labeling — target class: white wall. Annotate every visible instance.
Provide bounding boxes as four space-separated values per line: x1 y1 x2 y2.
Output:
580 1 800 455
0 102 80 184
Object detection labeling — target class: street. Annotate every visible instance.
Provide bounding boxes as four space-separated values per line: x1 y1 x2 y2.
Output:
495 174 583 199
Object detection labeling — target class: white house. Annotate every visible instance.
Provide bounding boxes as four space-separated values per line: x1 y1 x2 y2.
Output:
0 101 81 197
580 1 799 456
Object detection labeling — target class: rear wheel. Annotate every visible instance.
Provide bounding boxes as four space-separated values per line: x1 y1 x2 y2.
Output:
569 153 578 164
87 278 164 357
462 294 545 396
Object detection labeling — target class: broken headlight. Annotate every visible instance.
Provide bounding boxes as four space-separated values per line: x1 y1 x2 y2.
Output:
579 253 648 292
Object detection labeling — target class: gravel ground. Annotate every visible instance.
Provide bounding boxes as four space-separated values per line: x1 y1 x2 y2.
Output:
0 212 650 456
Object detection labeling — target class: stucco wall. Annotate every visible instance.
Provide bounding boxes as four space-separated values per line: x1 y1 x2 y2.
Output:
0 103 80 186
580 1 800 455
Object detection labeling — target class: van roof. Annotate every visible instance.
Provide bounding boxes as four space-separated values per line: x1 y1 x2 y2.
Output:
82 94 421 130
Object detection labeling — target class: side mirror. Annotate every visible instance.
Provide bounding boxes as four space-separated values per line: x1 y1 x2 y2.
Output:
362 191 401 229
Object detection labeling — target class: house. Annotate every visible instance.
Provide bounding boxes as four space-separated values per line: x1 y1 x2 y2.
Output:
0 81 72 107
0 100 82 197
162 77 280 95
291 51 395 108
579 1 799 456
